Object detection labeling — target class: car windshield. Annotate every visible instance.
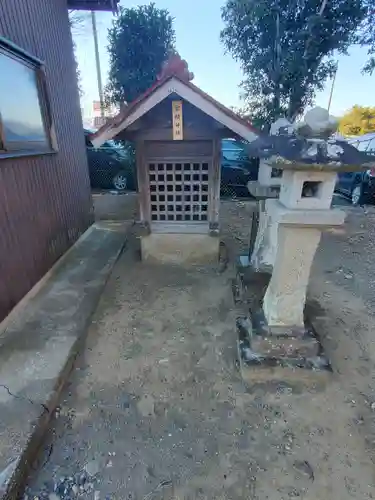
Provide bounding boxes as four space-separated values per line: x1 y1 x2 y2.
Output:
349 133 375 153
101 140 119 148
223 149 243 161
222 139 247 161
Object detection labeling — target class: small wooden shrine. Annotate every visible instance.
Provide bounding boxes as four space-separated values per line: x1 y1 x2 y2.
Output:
91 54 258 263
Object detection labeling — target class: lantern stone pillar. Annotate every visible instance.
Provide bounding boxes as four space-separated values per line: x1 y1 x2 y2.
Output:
262 169 345 329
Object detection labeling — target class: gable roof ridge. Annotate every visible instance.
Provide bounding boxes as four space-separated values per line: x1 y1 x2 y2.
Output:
89 57 259 145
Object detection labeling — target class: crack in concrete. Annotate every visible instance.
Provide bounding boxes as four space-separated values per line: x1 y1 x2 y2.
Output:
0 384 50 414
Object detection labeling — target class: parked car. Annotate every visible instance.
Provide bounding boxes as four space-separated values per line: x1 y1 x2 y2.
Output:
221 138 259 197
84 131 258 194
335 133 375 205
84 129 136 191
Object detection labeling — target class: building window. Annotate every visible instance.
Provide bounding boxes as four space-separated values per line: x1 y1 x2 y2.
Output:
0 41 54 156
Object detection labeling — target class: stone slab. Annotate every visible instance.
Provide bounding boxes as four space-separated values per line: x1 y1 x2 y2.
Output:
251 333 320 358
0 221 129 500
247 181 280 200
237 331 331 389
141 233 219 265
237 314 320 358
267 199 346 227
269 161 371 172
237 342 332 389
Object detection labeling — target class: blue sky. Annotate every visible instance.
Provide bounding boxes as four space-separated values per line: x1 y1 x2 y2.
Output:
74 0 374 120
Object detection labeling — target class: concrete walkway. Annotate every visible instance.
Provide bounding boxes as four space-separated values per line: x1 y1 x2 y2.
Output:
0 222 129 499
25 241 375 500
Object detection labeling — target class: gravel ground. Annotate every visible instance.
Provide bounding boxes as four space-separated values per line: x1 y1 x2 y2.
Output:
22 193 375 499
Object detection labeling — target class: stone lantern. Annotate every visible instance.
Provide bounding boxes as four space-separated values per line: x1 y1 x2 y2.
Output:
238 107 375 384
238 161 280 273
244 119 293 273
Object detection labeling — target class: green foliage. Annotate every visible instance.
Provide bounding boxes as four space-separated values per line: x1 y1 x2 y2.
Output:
360 1 375 74
231 105 268 131
105 3 175 105
339 105 375 136
221 0 366 128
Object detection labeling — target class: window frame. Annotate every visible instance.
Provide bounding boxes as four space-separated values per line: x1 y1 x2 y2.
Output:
357 140 370 152
222 148 242 162
367 138 375 153
0 37 57 159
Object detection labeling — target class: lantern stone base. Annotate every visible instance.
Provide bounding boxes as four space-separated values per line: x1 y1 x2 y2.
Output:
141 232 219 265
234 202 344 387
237 348 332 388
236 310 331 388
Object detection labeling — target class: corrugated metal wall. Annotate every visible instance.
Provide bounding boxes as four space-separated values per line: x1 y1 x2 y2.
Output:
0 0 93 321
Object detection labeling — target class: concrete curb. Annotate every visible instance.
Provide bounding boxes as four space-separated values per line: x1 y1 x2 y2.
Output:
0 221 130 500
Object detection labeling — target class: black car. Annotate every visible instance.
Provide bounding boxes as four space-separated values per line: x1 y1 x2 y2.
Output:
221 139 259 197
335 133 375 205
84 132 258 195
336 169 375 206
84 129 136 191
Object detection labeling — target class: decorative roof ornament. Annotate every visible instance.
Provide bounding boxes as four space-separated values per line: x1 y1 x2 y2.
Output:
157 52 194 83
295 107 338 139
247 106 375 169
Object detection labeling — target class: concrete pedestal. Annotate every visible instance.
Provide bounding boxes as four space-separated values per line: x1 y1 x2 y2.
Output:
141 233 219 265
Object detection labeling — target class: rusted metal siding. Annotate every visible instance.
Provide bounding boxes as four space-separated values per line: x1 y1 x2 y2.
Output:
0 0 93 321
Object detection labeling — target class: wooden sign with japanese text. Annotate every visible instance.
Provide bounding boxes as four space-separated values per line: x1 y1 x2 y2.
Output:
172 100 183 140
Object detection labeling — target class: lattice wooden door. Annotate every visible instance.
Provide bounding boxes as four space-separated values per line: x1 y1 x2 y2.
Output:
148 161 209 224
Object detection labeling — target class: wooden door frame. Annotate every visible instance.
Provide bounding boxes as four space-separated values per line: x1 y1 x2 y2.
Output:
136 138 221 232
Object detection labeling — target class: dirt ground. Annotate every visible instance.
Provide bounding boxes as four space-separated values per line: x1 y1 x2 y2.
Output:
24 193 375 499
92 192 139 222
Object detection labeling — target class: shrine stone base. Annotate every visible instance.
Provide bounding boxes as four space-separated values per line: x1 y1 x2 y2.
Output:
141 233 219 265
